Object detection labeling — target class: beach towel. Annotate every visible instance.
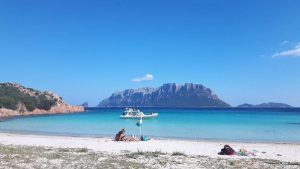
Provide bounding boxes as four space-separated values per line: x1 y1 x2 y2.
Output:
141 136 150 141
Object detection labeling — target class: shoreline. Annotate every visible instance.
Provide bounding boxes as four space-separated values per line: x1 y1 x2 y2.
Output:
88 106 300 111
0 132 299 162
0 130 300 145
0 105 84 119
0 110 86 121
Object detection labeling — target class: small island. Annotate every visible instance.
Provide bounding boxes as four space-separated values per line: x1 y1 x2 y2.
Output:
238 102 293 108
0 83 84 118
98 83 230 108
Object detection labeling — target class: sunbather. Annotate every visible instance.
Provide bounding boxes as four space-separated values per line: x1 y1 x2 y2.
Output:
218 145 257 156
115 129 137 141
218 145 236 155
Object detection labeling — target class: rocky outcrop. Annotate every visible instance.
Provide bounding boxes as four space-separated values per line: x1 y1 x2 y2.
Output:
0 104 84 118
98 83 230 108
238 102 292 108
0 83 84 118
81 102 89 108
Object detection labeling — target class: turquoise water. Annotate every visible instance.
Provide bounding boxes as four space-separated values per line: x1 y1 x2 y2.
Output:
1 108 300 143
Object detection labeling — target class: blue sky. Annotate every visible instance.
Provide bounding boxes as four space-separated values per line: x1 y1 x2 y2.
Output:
1 0 300 106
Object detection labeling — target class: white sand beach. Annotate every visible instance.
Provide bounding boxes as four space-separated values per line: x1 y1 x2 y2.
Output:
0 132 299 162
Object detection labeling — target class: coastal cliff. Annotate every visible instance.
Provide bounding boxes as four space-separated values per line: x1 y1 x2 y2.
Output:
0 83 84 118
98 83 230 108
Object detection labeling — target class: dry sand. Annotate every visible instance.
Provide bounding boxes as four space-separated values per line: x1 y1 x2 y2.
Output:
0 132 299 163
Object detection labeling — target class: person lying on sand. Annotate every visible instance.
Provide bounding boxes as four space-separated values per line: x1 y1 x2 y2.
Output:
115 129 137 141
218 145 235 155
218 145 257 156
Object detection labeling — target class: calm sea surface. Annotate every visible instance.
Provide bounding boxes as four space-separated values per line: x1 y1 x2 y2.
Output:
1 108 300 143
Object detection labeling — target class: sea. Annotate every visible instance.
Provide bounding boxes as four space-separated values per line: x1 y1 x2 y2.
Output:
0 108 300 143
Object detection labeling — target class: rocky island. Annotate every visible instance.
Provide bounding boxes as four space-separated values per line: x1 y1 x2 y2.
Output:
0 83 84 118
238 102 293 108
98 83 230 108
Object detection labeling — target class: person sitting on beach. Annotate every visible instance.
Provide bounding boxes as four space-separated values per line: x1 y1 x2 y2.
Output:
115 129 137 141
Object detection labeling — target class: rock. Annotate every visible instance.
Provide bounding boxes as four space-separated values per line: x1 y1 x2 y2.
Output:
81 102 89 108
98 83 230 108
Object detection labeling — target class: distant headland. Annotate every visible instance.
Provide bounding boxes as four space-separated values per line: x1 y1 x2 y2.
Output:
237 102 293 108
0 83 84 118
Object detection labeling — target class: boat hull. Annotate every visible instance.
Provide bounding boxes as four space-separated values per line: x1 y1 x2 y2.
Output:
120 113 158 119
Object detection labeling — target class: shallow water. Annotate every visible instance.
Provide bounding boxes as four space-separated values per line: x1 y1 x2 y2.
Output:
1 108 300 143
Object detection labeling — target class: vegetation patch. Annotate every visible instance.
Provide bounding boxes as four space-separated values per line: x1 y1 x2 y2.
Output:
125 150 166 158
0 83 57 111
0 144 299 169
171 151 186 156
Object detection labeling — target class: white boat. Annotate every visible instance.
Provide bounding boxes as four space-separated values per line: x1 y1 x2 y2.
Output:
120 108 158 119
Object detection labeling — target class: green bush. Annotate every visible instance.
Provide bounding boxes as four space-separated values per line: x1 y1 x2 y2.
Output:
36 94 56 111
0 84 57 111
0 96 18 110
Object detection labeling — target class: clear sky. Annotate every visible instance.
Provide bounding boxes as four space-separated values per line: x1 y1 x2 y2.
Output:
1 0 300 107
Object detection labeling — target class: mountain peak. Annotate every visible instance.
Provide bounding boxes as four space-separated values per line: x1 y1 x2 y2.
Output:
99 83 230 108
